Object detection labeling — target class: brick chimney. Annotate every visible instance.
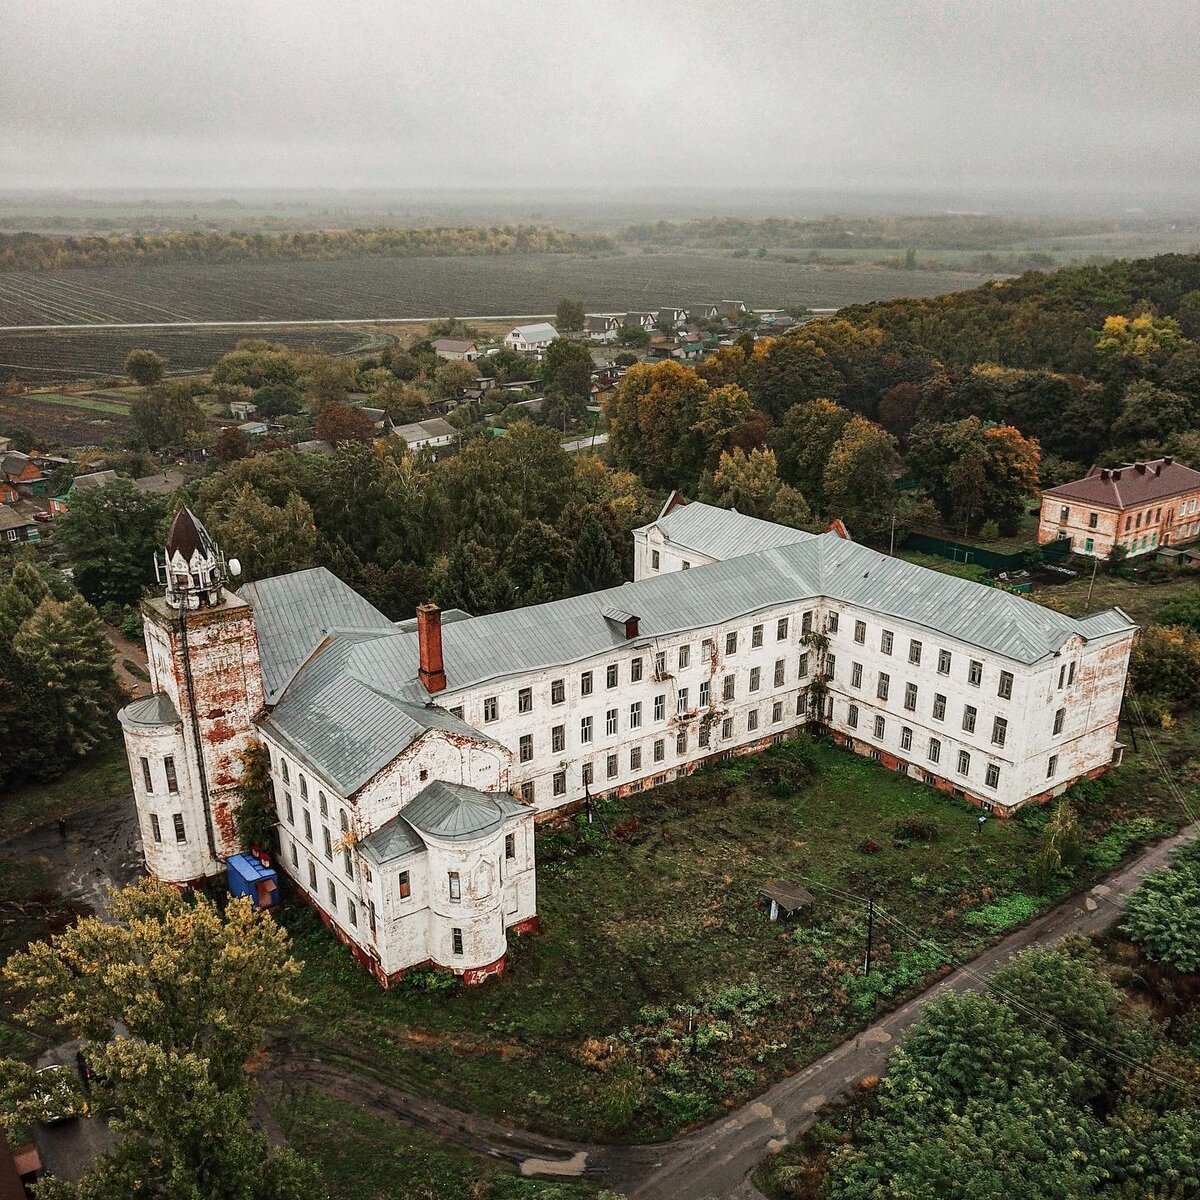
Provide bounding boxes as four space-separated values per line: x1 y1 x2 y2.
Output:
417 602 446 693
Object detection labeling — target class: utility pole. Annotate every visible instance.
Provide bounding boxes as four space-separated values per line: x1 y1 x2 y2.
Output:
863 896 875 976
889 514 897 556
1084 552 1100 614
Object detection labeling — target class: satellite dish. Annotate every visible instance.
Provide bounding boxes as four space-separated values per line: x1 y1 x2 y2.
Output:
228 558 242 577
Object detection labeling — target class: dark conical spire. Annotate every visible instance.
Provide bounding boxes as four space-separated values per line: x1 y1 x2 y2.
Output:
166 507 216 563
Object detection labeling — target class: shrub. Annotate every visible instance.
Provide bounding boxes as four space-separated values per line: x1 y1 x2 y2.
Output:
892 817 940 843
963 892 1042 933
1122 846 1200 973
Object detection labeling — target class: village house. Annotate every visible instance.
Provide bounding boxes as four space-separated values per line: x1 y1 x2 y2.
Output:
503 323 558 355
655 307 688 330
0 503 39 544
119 499 1137 986
716 300 749 320
584 315 620 343
0 452 47 499
1037 456 1200 558
50 467 186 516
622 312 656 332
687 304 719 324
431 338 480 362
393 417 457 455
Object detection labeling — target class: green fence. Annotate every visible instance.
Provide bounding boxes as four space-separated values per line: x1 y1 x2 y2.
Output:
903 531 1071 573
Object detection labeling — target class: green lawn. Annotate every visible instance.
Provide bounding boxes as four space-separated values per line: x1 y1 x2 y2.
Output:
286 725 1194 1143
273 1084 610 1200
0 738 129 841
27 392 131 415
1036 571 1199 626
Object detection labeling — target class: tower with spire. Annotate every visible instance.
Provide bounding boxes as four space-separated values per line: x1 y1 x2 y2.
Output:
118 509 264 884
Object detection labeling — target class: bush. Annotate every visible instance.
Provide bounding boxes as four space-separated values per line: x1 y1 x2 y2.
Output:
892 817 940 844
963 892 1042 933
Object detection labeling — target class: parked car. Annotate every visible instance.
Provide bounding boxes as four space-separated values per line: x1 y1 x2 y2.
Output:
32 1064 85 1124
32 511 52 522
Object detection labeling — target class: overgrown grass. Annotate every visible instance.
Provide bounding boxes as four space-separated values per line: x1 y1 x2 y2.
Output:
0 737 129 841
27 392 130 414
1036 571 1200 626
287 722 1194 1142
272 1084 609 1200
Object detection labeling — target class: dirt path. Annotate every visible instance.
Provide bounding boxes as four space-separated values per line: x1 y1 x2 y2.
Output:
262 821 1199 1200
102 623 149 699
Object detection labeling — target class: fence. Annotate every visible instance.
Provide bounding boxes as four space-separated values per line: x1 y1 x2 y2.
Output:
903 531 1071 573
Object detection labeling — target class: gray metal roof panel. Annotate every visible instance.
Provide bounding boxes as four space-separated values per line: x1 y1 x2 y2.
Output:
634 501 815 562
118 692 181 728
403 780 526 842
358 813 425 865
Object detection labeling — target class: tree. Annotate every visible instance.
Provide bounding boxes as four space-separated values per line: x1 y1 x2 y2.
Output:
542 338 594 404
604 360 708 487
504 519 572 603
125 348 167 388
214 425 250 462
769 398 852 508
701 447 810 527
692 383 764 468
568 512 622 595
431 540 507 615
822 416 901 539
1031 801 1086 891
313 400 374 444
1129 624 1200 704
555 298 585 331
213 341 301 390
1109 380 1197 457
1096 312 1187 360
432 360 479 399
1177 290 1200 340
130 387 207 449
1122 843 1200 973
57 477 166 607
744 334 844 421
253 381 303 417
203 485 319 583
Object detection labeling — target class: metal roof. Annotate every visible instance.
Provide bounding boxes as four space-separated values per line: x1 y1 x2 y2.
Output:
237 567 394 702
402 780 526 843
357 812 425 866
1042 457 1200 509
634 501 815 562
118 692 181 728
508 323 558 342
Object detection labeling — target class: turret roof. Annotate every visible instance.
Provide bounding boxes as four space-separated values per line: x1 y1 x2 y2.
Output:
166 507 216 562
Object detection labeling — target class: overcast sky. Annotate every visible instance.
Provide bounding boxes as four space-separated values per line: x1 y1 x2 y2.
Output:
2 0 1198 199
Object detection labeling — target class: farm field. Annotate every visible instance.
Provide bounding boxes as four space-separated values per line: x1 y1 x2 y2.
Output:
0 323 388 382
0 252 995 328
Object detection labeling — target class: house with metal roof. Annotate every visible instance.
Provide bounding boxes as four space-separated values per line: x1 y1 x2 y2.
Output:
502 323 558 355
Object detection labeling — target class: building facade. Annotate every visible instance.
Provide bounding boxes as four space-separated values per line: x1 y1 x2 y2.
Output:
1038 456 1200 558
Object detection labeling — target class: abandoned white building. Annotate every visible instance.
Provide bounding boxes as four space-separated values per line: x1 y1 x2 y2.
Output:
120 500 1136 985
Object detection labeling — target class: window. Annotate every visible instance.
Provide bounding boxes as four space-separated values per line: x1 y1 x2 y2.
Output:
928 738 941 763
721 717 733 739
826 653 837 679
607 753 618 779
699 720 712 748
300 775 309 802
774 659 785 687
518 687 532 713
520 781 534 804
772 701 783 723
1060 505 1070 522
1088 511 1098 529
303 810 312 843
930 694 945 721
506 833 516 859
985 763 1001 789
452 928 463 956
322 827 333 862
327 879 337 909
629 702 642 729
881 630 893 655
749 666 761 692
909 640 922 665
582 762 593 786
140 757 153 793
290 840 298 867
847 703 860 728
653 739 665 763
308 860 317 890
1047 755 1058 778
519 734 533 762
854 620 866 644
284 792 294 824
677 688 689 713
630 746 642 770
172 815 186 845
606 663 619 689
828 612 839 633
553 770 566 796
1053 708 1065 735
343 848 353 879
448 871 461 901
606 708 619 735
799 652 810 678
1084 537 1094 554
802 611 813 636
676 728 688 754
752 624 764 648
1068 661 1076 686
957 750 971 776
904 682 918 711
873 715 885 739
552 724 565 752
581 671 593 696
150 813 161 842
682 561 691 570
851 662 862 688
449 705 464 720
654 694 665 721
678 644 690 669
368 901 376 935
699 680 710 707
164 756 178 794
483 696 498 722
900 726 913 751
318 790 328 818
968 659 982 686
777 617 789 640
726 631 738 655
281 759 290 785
551 678 565 704
339 809 349 835
998 670 1013 699
651 550 660 570
630 657 643 682
962 705 977 734
348 900 358 928
723 675 735 701
991 717 1007 746
877 672 890 701
1125 514 1132 531
580 715 593 744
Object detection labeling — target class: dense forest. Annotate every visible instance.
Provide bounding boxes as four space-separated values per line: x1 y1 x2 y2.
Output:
0 225 618 272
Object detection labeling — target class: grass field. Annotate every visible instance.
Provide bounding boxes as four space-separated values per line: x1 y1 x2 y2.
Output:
273 1084 609 1200
285 723 1193 1144
23 391 130 414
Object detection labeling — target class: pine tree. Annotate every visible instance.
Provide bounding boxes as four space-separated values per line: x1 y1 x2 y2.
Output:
568 514 622 595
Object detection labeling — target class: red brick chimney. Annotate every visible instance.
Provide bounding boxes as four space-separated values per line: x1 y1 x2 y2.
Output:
417 602 446 693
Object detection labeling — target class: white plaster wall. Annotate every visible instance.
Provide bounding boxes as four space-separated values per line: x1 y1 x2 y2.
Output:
632 524 715 582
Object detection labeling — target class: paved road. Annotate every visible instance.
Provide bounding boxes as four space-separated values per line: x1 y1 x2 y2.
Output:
263 820 1198 1200
562 431 610 453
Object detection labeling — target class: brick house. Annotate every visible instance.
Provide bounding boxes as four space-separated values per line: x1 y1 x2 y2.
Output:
1037 456 1200 558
